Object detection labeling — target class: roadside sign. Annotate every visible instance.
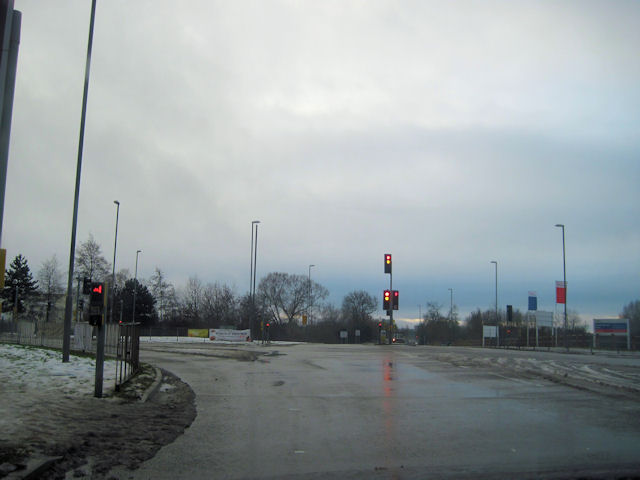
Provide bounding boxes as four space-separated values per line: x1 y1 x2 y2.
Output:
594 319 628 335
528 291 537 311
594 319 630 350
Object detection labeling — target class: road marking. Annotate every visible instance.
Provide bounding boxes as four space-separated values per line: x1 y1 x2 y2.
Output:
491 373 535 385
294 450 305 454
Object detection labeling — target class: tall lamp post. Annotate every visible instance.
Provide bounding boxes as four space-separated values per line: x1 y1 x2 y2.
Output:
62 0 98 363
555 224 568 351
308 264 315 324
132 249 141 323
250 220 260 337
490 261 498 347
250 221 260 297
109 200 120 324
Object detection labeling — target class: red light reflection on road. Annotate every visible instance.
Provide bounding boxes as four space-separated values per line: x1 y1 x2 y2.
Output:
381 355 397 468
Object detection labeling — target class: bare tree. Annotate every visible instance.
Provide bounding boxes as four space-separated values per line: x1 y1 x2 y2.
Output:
202 282 237 327
150 267 175 322
181 276 203 325
37 255 63 322
621 300 640 336
258 272 328 324
115 268 131 291
342 290 377 326
76 233 110 281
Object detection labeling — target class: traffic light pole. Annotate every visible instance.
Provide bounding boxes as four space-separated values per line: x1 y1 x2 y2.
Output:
94 283 107 398
388 271 393 344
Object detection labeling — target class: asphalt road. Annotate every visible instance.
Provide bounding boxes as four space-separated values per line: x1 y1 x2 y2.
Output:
111 343 640 480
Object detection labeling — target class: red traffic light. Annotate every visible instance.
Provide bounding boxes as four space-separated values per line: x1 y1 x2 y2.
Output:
266 322 270 327
384 253 392 274
92 284 102 294
383 290 391 310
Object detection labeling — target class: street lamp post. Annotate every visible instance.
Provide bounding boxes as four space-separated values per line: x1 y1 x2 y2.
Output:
308 264 315 325
250 221 260 297
448 287 454 344
132 250 141 324
253 224 259 296
109 200 120 324
555 224 568 351
491 261 498 347
250 220 260 338
62 0 98 363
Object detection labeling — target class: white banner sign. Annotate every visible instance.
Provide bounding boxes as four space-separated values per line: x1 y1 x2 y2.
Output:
534 311 554 328
209 329 251 342
483 325 497 338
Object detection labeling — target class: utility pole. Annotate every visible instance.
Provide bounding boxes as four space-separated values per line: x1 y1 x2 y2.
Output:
0 2 21 247
62 0 98 362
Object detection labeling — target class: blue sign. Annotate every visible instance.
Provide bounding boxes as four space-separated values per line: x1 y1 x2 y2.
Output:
528 296 537 311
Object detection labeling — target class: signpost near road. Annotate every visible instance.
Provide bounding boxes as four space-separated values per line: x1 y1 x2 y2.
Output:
593 319 630 350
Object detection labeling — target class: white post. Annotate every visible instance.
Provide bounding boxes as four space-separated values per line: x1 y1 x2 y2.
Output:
627 319 631 350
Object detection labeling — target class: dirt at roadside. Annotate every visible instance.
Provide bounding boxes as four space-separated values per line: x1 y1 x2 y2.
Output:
0 365 196 480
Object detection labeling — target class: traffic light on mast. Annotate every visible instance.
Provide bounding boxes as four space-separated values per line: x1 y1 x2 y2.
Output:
384 254 392 274
383 290 391 310
88 282 106 326
392 290 399 310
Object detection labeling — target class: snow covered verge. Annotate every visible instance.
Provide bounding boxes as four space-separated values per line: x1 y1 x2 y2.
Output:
0 344 118 398
0 343 196 479
432 349 640 396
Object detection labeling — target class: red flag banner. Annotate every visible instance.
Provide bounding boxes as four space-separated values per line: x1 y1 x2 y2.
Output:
555 281 566 304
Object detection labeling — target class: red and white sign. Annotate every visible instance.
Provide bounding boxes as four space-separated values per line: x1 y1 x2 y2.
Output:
209 329 251 342
555 281 566 304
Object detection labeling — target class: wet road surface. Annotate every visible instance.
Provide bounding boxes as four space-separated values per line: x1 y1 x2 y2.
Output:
111 343 640 479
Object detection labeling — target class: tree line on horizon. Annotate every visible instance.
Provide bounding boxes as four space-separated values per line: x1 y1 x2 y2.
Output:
2 235 640 345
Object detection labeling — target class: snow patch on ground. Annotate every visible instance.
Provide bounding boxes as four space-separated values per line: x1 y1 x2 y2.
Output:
139 336 302 346
0 344 117 397
159 383 175 392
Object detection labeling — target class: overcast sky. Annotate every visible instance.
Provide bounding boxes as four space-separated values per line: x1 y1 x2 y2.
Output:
3 0 639 324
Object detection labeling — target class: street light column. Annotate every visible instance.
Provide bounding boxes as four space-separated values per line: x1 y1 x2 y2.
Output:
491 261 498 347
250 220 260 336
62 0 98 363
109 200 120 324
308 264 315 325
132 250 141 324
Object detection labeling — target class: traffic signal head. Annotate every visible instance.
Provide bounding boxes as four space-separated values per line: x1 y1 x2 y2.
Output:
89 282 105 326
90 283 104 306
82 277 92 295
392 290 399 310
383 290 391 310
507 305 513 323
384 254 392 274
